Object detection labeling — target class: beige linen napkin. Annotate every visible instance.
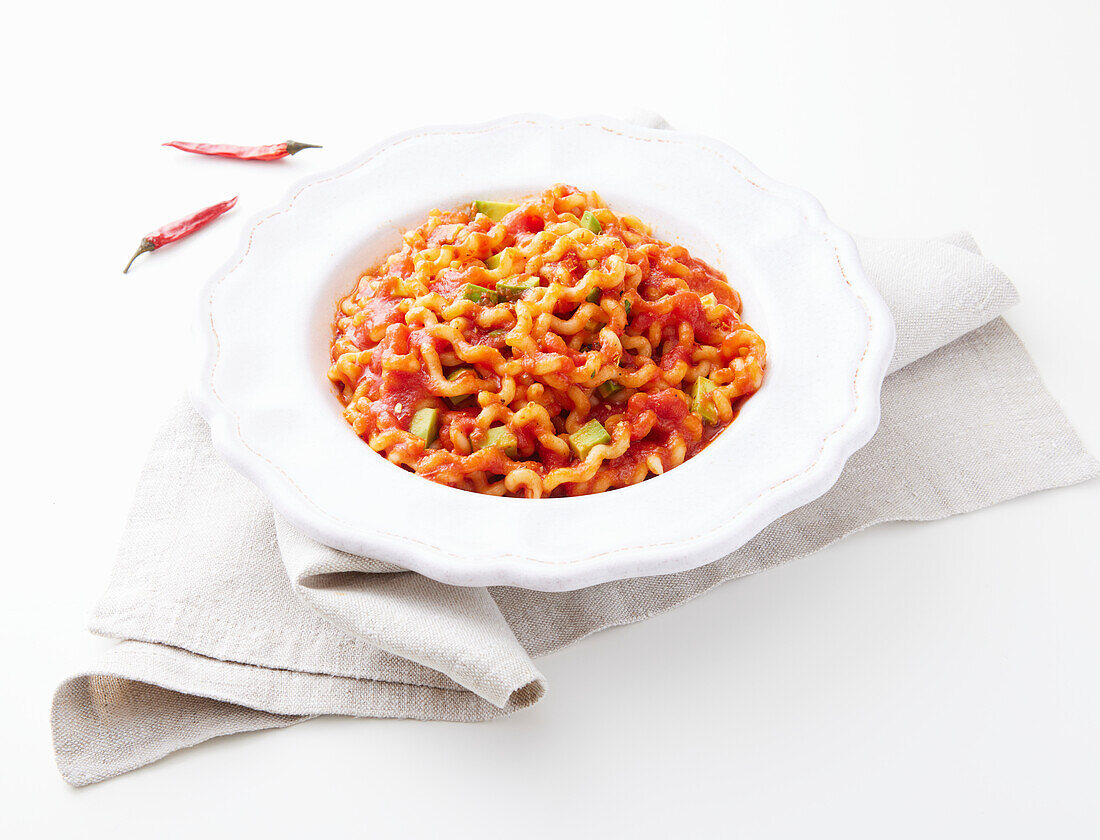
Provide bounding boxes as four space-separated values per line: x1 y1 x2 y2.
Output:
52 225 1098 785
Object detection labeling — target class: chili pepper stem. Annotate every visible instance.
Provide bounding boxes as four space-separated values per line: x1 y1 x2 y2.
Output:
123 239 156 273
285 141 322 155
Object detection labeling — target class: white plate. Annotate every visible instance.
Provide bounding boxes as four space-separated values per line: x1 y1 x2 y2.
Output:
192 115 895 591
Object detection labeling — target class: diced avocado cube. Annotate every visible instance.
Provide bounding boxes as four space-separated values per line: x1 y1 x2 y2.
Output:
596 380 622 398
496 276 539 300
584 319 602 333
461 283 499 305
569 419 611 459
580 211 602 234
700 292 717 307
473 200 518 222
475 426 518 458
586 258 599 269
586 286 601 303
409 407 440 444
484 253 501 270
392 278 420 298
446 368 476 407
690 377 718 424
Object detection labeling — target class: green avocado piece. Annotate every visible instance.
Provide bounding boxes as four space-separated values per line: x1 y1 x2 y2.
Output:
473 200 518 222
461 283 499 305
596 380 623 398
409 408 440 444
496 276 538 301
690 377 718 424
580 211 602 234
475 426 519 458
445 368 476 407
569 419 611 459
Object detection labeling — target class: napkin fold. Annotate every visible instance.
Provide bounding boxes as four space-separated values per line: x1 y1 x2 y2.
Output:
52 225 1097 787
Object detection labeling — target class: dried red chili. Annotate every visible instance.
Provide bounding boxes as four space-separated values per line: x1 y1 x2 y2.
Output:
162 140 322 161
123 196 238 273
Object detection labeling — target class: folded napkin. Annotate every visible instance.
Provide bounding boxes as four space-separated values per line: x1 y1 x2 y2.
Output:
52 224 1098 786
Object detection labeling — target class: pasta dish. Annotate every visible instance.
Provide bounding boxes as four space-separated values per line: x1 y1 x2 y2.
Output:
328 185 766 497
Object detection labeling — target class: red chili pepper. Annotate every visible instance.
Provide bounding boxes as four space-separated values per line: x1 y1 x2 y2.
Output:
123 196 238 273
162 140 322 161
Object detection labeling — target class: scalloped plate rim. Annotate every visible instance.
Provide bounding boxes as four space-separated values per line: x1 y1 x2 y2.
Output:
191 114 895 591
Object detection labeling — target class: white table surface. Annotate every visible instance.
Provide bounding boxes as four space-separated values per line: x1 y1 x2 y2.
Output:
3 1 1098 836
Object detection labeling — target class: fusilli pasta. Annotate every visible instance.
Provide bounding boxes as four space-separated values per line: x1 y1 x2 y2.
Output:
328 185 766 497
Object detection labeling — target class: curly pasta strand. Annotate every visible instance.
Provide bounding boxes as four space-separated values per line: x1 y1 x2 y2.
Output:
329 185 766 497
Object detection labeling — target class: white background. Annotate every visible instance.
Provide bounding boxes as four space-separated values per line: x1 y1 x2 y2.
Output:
3 0 1098 836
